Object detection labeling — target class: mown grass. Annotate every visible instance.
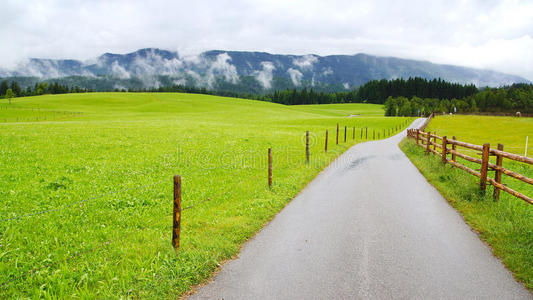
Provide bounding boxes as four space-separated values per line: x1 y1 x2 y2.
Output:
0 93 411 298
400 115 533 290
426 115 532 156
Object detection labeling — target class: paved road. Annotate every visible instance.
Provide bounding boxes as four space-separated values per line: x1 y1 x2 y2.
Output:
190 118 531 299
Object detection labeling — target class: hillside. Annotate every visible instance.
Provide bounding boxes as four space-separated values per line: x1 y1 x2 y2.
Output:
0 49 529 93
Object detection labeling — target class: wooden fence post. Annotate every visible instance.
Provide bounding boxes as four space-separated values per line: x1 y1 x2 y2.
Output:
360 128 363 139
426 131 430 155
416 129 420 144
306 131 310 163
373 129 375 140
452 136 456 162
352 127 355 140
172 175 182 249
433 132 437 151
336 124 339 145
365 127 368 139
268 148 272 187
493 144 503 201
344 126 347 143
480 143 490 193
325 130 328 153
442 136 447 164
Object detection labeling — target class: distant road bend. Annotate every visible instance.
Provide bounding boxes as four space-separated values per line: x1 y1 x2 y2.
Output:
189 118 531 299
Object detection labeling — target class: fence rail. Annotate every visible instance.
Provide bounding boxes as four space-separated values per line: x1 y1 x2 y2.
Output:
407 128 532 205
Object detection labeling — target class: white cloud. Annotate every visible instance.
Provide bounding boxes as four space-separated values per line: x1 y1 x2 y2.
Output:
287 68 303 86
322 67 333 76
293 55 318 70
206 53 239 86
254 61 275 89
0 0 532 80
111 61 130 79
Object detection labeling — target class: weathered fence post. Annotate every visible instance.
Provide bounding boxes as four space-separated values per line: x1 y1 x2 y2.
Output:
416 129 420 144
433 132 437 151
373 129 375 140
325 130 328 153
360 128 363 139
344 126 347 142
480 143 490 193
336 124 339 145
172 175 182 249
451 136 456 162
268 148 272 187
352 127 355 140
426 131 430 155
493 143 504 201
442 136 447 164
306 131 310 163
365 127 368 139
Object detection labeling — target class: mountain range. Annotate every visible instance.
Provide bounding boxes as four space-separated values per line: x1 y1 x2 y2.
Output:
0 48 529 92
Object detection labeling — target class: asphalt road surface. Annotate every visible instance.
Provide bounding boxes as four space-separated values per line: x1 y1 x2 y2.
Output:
189 118 531 299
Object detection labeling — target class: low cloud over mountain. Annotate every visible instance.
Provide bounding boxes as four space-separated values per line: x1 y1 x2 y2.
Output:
1 48 529 91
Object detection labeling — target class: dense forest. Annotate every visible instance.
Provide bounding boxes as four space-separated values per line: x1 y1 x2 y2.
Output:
1 77 531 114
262 77 478 105
385 83 533 116
0 80 89 97
356 77 479 103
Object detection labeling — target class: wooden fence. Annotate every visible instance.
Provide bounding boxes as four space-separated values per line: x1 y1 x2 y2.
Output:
418 113 434 132
406 128 533 204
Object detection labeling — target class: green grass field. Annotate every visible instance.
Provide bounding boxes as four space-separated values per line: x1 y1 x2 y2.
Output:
0 93 410 298
401 115 533 290
426 115 531 156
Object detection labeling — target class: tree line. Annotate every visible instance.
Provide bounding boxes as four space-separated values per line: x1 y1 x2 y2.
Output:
1 77 531 114
357 77 479 104
385 83 533 116
0 80 90 98
261 77 479 105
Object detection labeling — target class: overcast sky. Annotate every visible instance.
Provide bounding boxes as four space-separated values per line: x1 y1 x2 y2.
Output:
2 0 533 80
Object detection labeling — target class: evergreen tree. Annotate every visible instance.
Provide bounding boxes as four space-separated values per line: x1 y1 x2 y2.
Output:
0 80 8 96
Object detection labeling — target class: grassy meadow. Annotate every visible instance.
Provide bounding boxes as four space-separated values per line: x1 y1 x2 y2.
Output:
401 115 533 290
0 93 411 298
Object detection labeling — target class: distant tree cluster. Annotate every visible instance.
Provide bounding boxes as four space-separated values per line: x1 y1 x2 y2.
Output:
261 77 479 105
263 88 357 105
384 96 475 116
467 84 533 113
0 80 89 99
384 83 533 116
356 77 478 104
